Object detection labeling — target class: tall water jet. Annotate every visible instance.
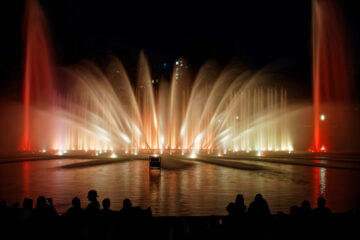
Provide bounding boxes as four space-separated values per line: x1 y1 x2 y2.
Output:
312 0 351 152
21 0 56 150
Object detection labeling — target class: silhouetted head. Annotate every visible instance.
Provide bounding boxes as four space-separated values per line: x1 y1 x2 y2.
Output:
317 197 326 208
72 197 81 208
235 194 244 205
226 202 235 214
255 193 263 202
123 198 132 209
87 190 98 201
290 205 300 216
36 196 46 209
102 198 110 210
22 198 33 209
301 200 311 210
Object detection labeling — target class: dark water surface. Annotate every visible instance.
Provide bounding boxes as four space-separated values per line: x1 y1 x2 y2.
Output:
0 155 360 215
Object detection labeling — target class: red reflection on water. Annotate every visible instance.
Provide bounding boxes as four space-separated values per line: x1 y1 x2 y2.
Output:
21 0 55 150
312 0 352 152
313 166 320 206
22 162 30 196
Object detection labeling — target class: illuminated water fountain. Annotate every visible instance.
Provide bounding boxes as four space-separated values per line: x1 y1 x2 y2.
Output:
19 0 295 155
311 0 353 152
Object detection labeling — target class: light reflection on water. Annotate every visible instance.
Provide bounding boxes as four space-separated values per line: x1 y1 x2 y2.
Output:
0 158 359 215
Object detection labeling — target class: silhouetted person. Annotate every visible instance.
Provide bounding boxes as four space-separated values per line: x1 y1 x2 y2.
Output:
20 198 34 221
65 197 84 220
119 198 133 217
64 197 85 240
100 198 115 222
247 193 271 218
290 205 301 216
85 190 100 214
300 200 312 216
226 194 247 217
226 202 236 216
33 196 57 220
234 194 247 216
313 197 331 217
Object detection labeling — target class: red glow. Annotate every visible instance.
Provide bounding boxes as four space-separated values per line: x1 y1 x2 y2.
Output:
312 0 351 152
21 0 55 151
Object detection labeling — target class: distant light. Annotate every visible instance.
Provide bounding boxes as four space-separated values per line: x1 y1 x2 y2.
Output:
57 151 63 156
152 154 159 157
320 145 327 152
189 153 197 159
151 80 154 84
95 153 99 156
111 152 117 158
176 61 179 65
134 152 138 156
42 149 46 153
235 116 239 120
320 114 325 121
257 151 262 157
156 79 159 83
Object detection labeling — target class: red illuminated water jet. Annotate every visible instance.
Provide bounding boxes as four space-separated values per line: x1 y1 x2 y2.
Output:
311 0 351 152
21 0 55 151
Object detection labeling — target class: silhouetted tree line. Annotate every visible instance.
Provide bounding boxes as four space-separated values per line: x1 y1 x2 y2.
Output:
0 190 359 240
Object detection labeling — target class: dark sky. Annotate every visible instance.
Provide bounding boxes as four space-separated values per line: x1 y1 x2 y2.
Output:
1 0 360 99
1 0 313 63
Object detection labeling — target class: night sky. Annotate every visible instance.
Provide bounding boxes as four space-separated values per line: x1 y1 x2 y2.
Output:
1 0 359 101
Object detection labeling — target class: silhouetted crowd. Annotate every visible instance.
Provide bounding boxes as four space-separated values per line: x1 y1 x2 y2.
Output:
0 191 359 240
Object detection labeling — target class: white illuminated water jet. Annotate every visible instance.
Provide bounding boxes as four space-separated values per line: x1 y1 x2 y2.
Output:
43 56 294 154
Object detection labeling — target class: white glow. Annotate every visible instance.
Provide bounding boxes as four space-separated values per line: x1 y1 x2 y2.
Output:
120 133 131 143
320 114 325 121
111 152 117 158
57 151 63 156
42 149 46 153
257 151 262 157
235 115 239 120
189 153 197 159
194 134 202 144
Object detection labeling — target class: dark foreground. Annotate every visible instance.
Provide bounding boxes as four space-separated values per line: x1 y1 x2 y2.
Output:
1 192 360 240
